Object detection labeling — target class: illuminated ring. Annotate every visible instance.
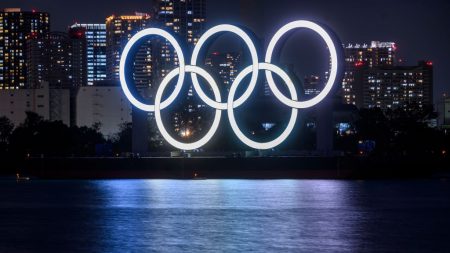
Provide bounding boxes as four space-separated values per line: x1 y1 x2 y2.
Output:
119 28 185 112
227 63 298 150
265 20 338 109
154 65 222 150
191 24 259 110
120 20 342 150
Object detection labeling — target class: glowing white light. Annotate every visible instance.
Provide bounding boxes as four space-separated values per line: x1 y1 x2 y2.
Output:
119 20 341 150
227 63 298 150
265 20 338 109
191 24 259 110
119 28 185 112
154 65 222 151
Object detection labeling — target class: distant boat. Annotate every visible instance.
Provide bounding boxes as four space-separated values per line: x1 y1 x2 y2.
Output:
193 173 207 180
16 173 30 181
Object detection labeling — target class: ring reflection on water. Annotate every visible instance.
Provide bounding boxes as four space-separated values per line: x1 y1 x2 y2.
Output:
0 179 449 252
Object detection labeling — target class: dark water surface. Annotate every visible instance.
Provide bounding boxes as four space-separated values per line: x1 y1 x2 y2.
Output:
1 179 449 252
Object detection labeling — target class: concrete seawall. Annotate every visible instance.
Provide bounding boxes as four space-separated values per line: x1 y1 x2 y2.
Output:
16 155 448 179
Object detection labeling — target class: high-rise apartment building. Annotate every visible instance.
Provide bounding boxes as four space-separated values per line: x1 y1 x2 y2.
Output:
68 27 88 88
106 13 152 84
438 94 450 128
27 31 87 89
155 0 207 140
47 32 73 88
342 41 396 107
205 52 241 92
26 35 48 88
363 61 433 110
156 0 207 78
70 24 106 86
341 41 433 110
157 0 206 45
0 8 50 89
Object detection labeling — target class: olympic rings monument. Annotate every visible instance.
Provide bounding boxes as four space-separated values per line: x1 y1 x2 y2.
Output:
119 20 343 154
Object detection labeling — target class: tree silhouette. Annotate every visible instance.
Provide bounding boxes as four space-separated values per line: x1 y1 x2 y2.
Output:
0 116 14 155
8 111 105 157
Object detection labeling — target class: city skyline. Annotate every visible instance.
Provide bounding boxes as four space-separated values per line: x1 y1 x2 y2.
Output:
0 2 442 138
1 0 449 101
0 2 449 252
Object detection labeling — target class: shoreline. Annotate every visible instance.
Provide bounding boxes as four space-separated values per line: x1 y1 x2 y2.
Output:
1 155 447 180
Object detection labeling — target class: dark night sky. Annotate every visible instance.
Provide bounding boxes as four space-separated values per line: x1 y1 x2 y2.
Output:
2 0 450 102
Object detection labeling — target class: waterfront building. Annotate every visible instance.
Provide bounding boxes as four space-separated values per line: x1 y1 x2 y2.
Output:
105 13 152 85
70 24 106 86
342 41 396 107
0 8 50 89
363 61 433 110
76 85 132 137
0 82 70 126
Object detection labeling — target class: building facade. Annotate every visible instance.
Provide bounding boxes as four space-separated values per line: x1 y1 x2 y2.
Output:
68 27 88 88
105 13 152 84
155 0 207 79
26 35 48 88
0 82 70 126
47 32 74 88
27 31 87 89
76 86 132 137
157 0 206 45
303 75 323 97
70 24 106 86
438 95 450 128
205 52 241 92
363 61 433 110
339 41 433 110
0 8 50 89
155 0 207 140
342 41 396 107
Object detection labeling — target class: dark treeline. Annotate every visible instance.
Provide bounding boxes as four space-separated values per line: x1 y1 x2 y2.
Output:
335 107 449 157
0 108 449 159
0 112 124 158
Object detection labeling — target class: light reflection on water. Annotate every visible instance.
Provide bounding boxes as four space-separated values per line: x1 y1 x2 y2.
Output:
0 179 449 252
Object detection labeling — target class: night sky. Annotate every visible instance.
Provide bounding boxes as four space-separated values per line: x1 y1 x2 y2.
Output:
2 0 449 102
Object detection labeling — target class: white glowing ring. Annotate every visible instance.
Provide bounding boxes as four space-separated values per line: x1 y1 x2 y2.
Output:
154 65 222 150
120 20 342 150
119 28 185 112
191 24 259 110
227 63 298 150
265 20 338 109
